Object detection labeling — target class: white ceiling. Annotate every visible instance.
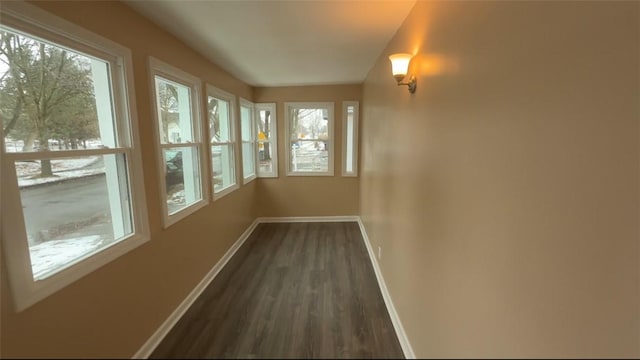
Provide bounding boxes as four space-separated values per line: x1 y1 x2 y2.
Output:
124 0 416 87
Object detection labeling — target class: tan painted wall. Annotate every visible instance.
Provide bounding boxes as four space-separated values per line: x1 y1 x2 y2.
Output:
253 85 361 217
361 1 639 358
1 1 257 357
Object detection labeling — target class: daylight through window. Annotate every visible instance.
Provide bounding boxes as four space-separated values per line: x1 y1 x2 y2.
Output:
207 85 238 198
1 2 148 311
342 101 359 176
285 102 334 176
149 57 207 226
256 103 277 178
1 28 136 280
240 99 256 183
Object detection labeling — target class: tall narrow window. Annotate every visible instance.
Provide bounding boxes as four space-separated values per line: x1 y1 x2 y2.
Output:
240 98 256 183
255 103 278 178
342 101 359 176
1 1 148 311
285 102 334 176
149 57 207 226
207 85 238 199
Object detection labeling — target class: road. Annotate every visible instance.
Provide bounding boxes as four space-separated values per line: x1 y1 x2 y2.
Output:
20 174 112 245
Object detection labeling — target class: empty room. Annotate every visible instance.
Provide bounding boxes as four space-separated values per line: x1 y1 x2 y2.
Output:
0 0 638 358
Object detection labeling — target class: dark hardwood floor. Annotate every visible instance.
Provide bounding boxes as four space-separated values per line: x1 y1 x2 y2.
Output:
150 222 404 359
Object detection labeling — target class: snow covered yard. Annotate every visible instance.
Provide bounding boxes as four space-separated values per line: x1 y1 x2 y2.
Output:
29 235 106 280
15 156 104 187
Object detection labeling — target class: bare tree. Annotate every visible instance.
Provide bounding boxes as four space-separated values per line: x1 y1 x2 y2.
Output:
0 31 96 176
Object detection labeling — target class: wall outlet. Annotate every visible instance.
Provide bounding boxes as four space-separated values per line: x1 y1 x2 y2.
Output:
377 246 382 260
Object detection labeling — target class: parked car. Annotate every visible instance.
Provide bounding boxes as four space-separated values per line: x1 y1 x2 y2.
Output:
165 150 183 187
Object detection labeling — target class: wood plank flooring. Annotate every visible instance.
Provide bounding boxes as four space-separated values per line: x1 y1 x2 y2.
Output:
150 222 404 359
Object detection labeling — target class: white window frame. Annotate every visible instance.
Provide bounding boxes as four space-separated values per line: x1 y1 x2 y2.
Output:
149 57 209 227
0 1 149 312
239 97 257 183
255 102 278 178
206 84 239 200
342 101 359 177
284 102 335 176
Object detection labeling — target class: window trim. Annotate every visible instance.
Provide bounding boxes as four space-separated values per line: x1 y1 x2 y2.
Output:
206 84 239 200
342 101 359 177
148 57 209 228
0 1 149 312
284 102 335 177
239 97 257 184
255 102 278 178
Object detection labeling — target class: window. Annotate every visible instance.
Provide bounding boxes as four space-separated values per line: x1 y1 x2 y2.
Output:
255 103 278 178
149 57 207 226
284 102 334 176
342 101 359 176
207 85 238 199
0 2 148 311
239 98 256 183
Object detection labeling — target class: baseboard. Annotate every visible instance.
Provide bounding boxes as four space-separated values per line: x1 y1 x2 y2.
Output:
356 218 416 359
132 218 260 359
258 215 360 223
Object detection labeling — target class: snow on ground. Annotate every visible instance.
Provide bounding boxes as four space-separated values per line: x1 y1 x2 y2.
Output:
29 235 106 280
167 189 186 214
18 168 105 187
15 157 97 175
5 139 105 153
15 156 103 187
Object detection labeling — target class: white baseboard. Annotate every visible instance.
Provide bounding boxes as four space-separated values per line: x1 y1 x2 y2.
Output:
257 215 360 223
356 218 416 359
134 216 414 359
132 218 260 359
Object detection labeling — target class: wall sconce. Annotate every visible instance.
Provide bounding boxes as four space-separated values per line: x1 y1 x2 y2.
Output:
388 53 417 94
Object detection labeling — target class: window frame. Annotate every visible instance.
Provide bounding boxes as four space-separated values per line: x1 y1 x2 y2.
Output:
342 101 359 177
284 102 335 177
239 97 257 184
0 1 149 312
255 102 278 178
148 57 209 227
206 84 239 200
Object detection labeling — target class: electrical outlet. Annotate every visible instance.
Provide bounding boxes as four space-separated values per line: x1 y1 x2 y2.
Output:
377 246 382 260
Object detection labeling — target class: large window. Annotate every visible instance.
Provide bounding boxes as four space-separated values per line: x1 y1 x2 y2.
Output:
342 101 359 176
255 103 278 178
207 85 238 199
1 2 148 311
149 57 207 226
240 98 256 183
285 102 334 176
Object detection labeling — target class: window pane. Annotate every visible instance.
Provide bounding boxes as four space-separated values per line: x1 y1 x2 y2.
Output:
289 108 329 172
290 140 329 173
1 28 118 153
16 154 133 280
346 106 355 173
164 146 202 214
242 142 255 178
290 108 328 141
240 106 253 141
258 141 274 174
208 96 231 143
155 76 194 144
258 109 273 140
211 144 235 193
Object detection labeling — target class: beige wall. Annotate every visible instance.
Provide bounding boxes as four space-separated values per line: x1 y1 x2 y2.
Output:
1 1 257 357
253 85 361 217
361 1 639 358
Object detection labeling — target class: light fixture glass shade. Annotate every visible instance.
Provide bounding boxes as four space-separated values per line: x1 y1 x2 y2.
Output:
388 53 412 80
